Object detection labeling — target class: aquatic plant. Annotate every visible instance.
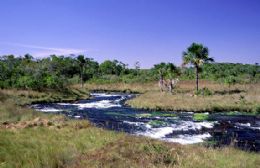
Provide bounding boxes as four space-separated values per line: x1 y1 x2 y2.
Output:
148 120 168 127
136 112 177 118
105 112 133 117
193 113 209 121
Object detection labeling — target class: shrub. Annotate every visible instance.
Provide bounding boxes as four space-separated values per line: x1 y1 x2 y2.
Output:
195 87 213 96
254 105 260 115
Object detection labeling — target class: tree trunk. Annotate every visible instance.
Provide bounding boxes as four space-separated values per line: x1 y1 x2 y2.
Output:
195 66 199 92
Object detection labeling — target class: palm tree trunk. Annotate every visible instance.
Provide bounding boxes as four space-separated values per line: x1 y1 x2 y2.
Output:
195 66 199 92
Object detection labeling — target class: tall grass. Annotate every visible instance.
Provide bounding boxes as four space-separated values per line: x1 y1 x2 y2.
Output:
0 120 123 168
0 90 37 123
72 136 260 168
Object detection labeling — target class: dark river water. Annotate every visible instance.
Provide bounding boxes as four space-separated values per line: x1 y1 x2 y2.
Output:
31 93 260 152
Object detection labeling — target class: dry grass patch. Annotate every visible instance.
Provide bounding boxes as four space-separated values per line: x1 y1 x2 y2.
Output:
126 82 260 113
85 82 158 93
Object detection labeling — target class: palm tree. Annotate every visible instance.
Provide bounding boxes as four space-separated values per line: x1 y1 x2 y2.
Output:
182 43 214 92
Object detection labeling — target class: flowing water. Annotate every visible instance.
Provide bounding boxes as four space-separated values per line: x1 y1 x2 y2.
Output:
31 93 260 152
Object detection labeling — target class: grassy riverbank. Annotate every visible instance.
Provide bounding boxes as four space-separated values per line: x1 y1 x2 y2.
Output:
1 120 259 168
0 87 89 124
0 88 259 168
0 87 89 106
86 81 260 114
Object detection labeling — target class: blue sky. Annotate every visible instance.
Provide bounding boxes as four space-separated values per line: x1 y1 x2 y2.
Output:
0 0 259 68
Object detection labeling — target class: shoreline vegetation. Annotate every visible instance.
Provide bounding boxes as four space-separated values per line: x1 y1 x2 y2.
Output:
0 87 90 106
0 88 259 168
85 80 260 114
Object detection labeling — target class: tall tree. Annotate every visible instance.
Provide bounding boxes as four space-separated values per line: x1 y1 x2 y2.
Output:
182 43 214 91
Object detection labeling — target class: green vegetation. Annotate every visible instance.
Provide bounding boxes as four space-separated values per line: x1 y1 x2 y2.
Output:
136 112 177 118
148 120 168 127
195 87 213 96
0 87 89 106
193 113 209 121
0 120 122 168
105 112 132 117
73 136 260 168
1 47 259 92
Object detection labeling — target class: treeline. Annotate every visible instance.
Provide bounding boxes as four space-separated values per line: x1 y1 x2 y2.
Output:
183 63 260 83
0 54 259 90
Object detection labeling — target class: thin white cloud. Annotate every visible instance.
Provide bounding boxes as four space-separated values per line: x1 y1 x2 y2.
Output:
1 42 86 57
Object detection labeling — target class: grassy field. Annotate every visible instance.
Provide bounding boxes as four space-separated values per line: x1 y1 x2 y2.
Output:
0 87 259 168
86 80 260 113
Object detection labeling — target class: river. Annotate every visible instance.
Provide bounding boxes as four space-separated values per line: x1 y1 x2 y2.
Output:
31 93 260 152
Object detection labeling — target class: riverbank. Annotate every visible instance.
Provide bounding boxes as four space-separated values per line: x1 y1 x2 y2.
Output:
1 123 259 168
0 87 90 106
0 87 89 124
85 81 260 114
0 88 259 167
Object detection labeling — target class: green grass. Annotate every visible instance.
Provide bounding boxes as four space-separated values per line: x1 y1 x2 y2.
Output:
0 99 38 123
0 120 123 168
1 120 259 168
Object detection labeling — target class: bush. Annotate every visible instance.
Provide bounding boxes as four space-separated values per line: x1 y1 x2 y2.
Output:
195 87 213 96
16 76 38 89
254 105 260 115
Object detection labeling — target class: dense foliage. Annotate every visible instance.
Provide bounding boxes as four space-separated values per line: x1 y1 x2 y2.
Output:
183 63 260 83
0 54 259 90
